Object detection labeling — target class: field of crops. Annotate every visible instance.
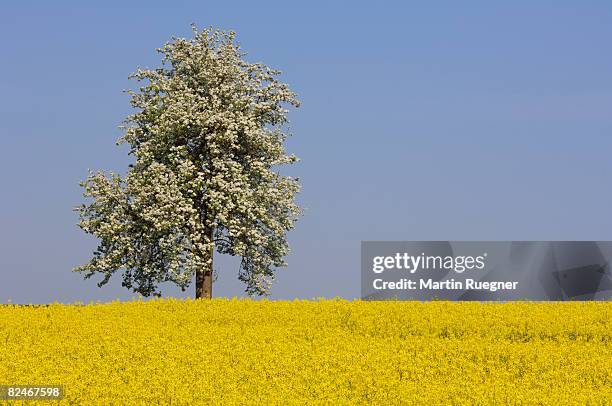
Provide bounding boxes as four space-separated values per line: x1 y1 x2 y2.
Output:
0 299 610 405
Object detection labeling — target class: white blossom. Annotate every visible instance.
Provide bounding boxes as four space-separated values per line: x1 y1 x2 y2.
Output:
75 26 301 297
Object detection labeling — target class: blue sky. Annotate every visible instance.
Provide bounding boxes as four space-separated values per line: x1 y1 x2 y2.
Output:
1 1 612 302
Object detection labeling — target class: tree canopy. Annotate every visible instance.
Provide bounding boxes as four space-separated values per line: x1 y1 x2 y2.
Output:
75 26 301 298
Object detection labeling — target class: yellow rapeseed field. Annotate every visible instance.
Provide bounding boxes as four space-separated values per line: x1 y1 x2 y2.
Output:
0 299 610 405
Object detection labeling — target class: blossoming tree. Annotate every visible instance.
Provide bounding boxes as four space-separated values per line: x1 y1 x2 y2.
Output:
75 27 301 299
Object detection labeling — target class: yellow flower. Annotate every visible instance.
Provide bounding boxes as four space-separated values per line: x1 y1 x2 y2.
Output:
0 299 610 405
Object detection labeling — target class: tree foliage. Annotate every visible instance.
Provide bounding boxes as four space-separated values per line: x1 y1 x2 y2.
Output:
75 26 301 296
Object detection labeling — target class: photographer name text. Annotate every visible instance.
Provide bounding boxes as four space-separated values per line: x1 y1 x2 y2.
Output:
371 253 518 292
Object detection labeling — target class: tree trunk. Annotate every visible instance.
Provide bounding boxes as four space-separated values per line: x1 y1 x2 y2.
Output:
195 267 213 299
195 230 214 299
